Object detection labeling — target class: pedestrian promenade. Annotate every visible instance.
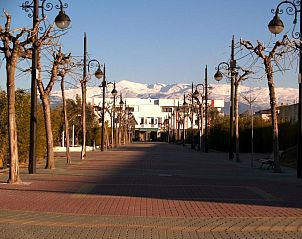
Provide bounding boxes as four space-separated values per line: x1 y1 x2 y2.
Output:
0 142 301 239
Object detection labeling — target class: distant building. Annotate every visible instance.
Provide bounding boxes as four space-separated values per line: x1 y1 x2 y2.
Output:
90 97 224 141
279 103 298 123
254 109 273 121
254 103 298 123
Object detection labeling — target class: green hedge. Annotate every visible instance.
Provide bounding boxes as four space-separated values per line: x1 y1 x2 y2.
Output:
208 116 298 153
0 90 46 167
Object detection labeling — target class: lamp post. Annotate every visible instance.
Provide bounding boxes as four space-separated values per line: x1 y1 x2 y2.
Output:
168 114 172 143
88 59 105 150
193 85 202 151
268 0 302 178
106 81 117 148
204 65 209 153
111 82 118 147
214 37 236 160
176 101 180 142
191 83 195 149
182 94 188 146
21 0 71 174
193 84 205 152
118 94 124 145
171 111 175 143
192 65 210 152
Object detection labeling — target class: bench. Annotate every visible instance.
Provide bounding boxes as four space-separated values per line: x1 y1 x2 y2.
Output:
257 151 284 170
258 158 275 169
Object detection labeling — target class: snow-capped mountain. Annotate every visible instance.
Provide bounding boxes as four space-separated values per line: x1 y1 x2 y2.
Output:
50 80 299 113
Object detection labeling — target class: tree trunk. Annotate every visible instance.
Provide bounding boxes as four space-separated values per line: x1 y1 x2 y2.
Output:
61 77 71 164
6 57 21 183
234 81 240 162
264 59 281 173
36 49 56 169
41 95 55 169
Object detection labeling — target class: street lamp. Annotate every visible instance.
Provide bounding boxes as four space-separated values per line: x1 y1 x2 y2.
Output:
214 37 236 160
214 61 235 160
176 101 180 143
21 0 71 174
88 59 106 151
171 111 176 143
118 93 124 145
168 114 171 143
105 81 117 148
193 65 210 152
182 93 188 146
190 83 195 149
268 1 302 178
193 83 208 153
193 85 203 151
111 82 118 147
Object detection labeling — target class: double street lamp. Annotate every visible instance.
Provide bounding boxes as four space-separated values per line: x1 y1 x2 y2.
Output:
171 111 176 143
268 1 302 178
88 60 106 151
111 82 118 147
192 85 204 151
21 0 71 174
192 65 210 153
182 94 189 146
214 36 236 160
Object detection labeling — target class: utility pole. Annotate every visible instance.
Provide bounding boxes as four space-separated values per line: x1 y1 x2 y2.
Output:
81 33 87 160
229 35 236 160
205 65 209 153
191 82 194 149
101 65 106 151
28 0 38 174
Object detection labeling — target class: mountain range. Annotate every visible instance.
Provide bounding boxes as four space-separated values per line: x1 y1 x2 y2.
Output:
50 80 299 113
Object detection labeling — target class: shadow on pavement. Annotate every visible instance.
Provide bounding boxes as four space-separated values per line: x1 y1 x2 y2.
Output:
1 142 302 212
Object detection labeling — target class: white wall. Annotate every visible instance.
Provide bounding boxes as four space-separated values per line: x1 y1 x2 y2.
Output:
88 97 224 130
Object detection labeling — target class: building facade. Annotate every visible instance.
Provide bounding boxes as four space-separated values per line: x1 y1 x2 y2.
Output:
90 97 224 141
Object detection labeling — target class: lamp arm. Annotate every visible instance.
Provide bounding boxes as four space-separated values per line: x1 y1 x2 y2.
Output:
87 59 101 72
216 61 230 71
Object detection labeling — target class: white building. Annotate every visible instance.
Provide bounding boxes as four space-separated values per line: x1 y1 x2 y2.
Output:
90 97 224 141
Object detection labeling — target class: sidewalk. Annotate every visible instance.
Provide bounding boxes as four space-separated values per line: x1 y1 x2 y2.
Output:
0 142 301 239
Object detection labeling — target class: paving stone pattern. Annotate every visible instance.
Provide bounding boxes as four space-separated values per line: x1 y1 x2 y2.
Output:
0 142 302 238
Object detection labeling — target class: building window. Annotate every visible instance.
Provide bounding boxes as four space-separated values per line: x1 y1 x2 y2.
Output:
162 107 172 112
140 118 144 124
126 107 134 112
158 117 162 124
154 100 159 105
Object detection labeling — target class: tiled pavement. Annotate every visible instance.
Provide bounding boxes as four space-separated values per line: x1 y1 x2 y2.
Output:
0 142 302 238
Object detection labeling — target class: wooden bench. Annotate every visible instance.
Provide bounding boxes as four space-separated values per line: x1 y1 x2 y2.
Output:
259 158 275 169
257 151 284 170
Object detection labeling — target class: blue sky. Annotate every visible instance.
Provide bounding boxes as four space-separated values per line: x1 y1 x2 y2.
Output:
0 0 300 90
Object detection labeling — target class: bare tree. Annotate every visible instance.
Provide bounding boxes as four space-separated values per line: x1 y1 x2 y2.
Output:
37 48 70 169
60 73 70 163
0 10 34 183
233 69 252 162
58 58 83 163
58 68 81 164
241 35 296 172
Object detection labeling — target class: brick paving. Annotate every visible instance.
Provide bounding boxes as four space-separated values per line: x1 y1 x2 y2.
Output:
0 142 302 238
